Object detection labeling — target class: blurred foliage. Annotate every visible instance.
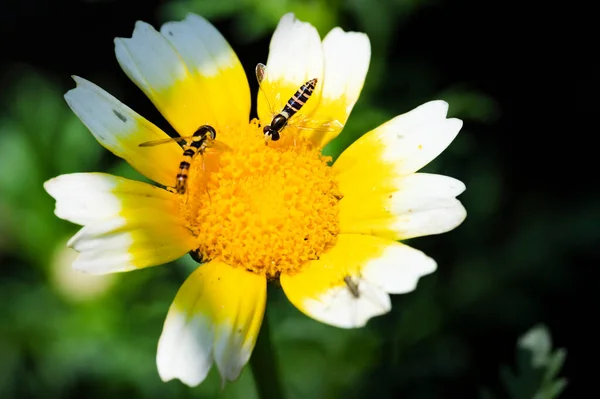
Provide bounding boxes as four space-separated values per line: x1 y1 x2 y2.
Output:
480 324 567 399
0 0 591 398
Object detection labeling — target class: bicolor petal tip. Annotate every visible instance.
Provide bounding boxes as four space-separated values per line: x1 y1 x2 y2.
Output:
281 234 436 328
157 261 266 386
44 173 195 274
334 101 466 240
115 17 249 136
64 77 181 187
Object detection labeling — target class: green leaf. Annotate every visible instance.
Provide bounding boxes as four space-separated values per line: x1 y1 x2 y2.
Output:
518 324 552 368
481 324 568 399
544 349 566 382
534 379 568 399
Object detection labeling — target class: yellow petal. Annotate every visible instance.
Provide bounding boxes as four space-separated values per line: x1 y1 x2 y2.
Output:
338 173 466 240
333 101 466 240
305 27 371 148
115 16 249 136
44 173 195 274
157 261 266 387
334 101 462 176
65 77 181 187
280 234 435 328
160 14 250 128
257 13 324 126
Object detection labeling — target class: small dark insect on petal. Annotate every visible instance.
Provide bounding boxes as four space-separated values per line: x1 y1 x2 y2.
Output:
113 109 127 123
268 270 282 288
189 249 208 264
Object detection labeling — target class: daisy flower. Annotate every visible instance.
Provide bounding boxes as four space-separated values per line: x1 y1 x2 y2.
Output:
44 13 466 387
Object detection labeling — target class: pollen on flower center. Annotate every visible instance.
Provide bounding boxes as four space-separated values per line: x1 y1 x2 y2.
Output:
179 120 341 279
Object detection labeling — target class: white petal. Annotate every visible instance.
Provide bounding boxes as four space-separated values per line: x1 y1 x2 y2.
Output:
265 13 323 91
302 28 371 148
161 14 237 77
213 322 254 382
321 28 370 107
361 242 437 294
68 216 191 274
44 173 195 274
160 14 250 126
281 234 434 329
44 173 173 226
115 21 185 95
157 310 214 386
257 13 324 123
157 261 266 387
303 279 391 329
334 100 463 177
64 77 181 187
337 172 467 240
389 173 467 239
380 101 462 175
115 21 205 135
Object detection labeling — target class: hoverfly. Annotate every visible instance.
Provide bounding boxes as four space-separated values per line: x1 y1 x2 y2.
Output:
255 63 343 144
138 125 229 194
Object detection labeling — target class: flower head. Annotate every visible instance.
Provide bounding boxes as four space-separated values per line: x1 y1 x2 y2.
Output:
44 13 466 387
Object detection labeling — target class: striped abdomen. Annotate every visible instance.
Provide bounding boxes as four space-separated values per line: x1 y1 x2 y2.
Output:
175 128 213 194
263 78 318 142
282 78 317 118
175 145 200 194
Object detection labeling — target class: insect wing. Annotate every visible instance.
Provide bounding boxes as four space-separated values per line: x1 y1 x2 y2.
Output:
255 63 267 84
138 135 192 147
203 139 232 153
291 115 345 134
255 63 282 117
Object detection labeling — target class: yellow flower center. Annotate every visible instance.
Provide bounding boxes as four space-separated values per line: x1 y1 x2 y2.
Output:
180 120 341 279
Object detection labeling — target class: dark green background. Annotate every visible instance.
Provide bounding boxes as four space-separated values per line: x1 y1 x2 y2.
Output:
0 0 593 398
